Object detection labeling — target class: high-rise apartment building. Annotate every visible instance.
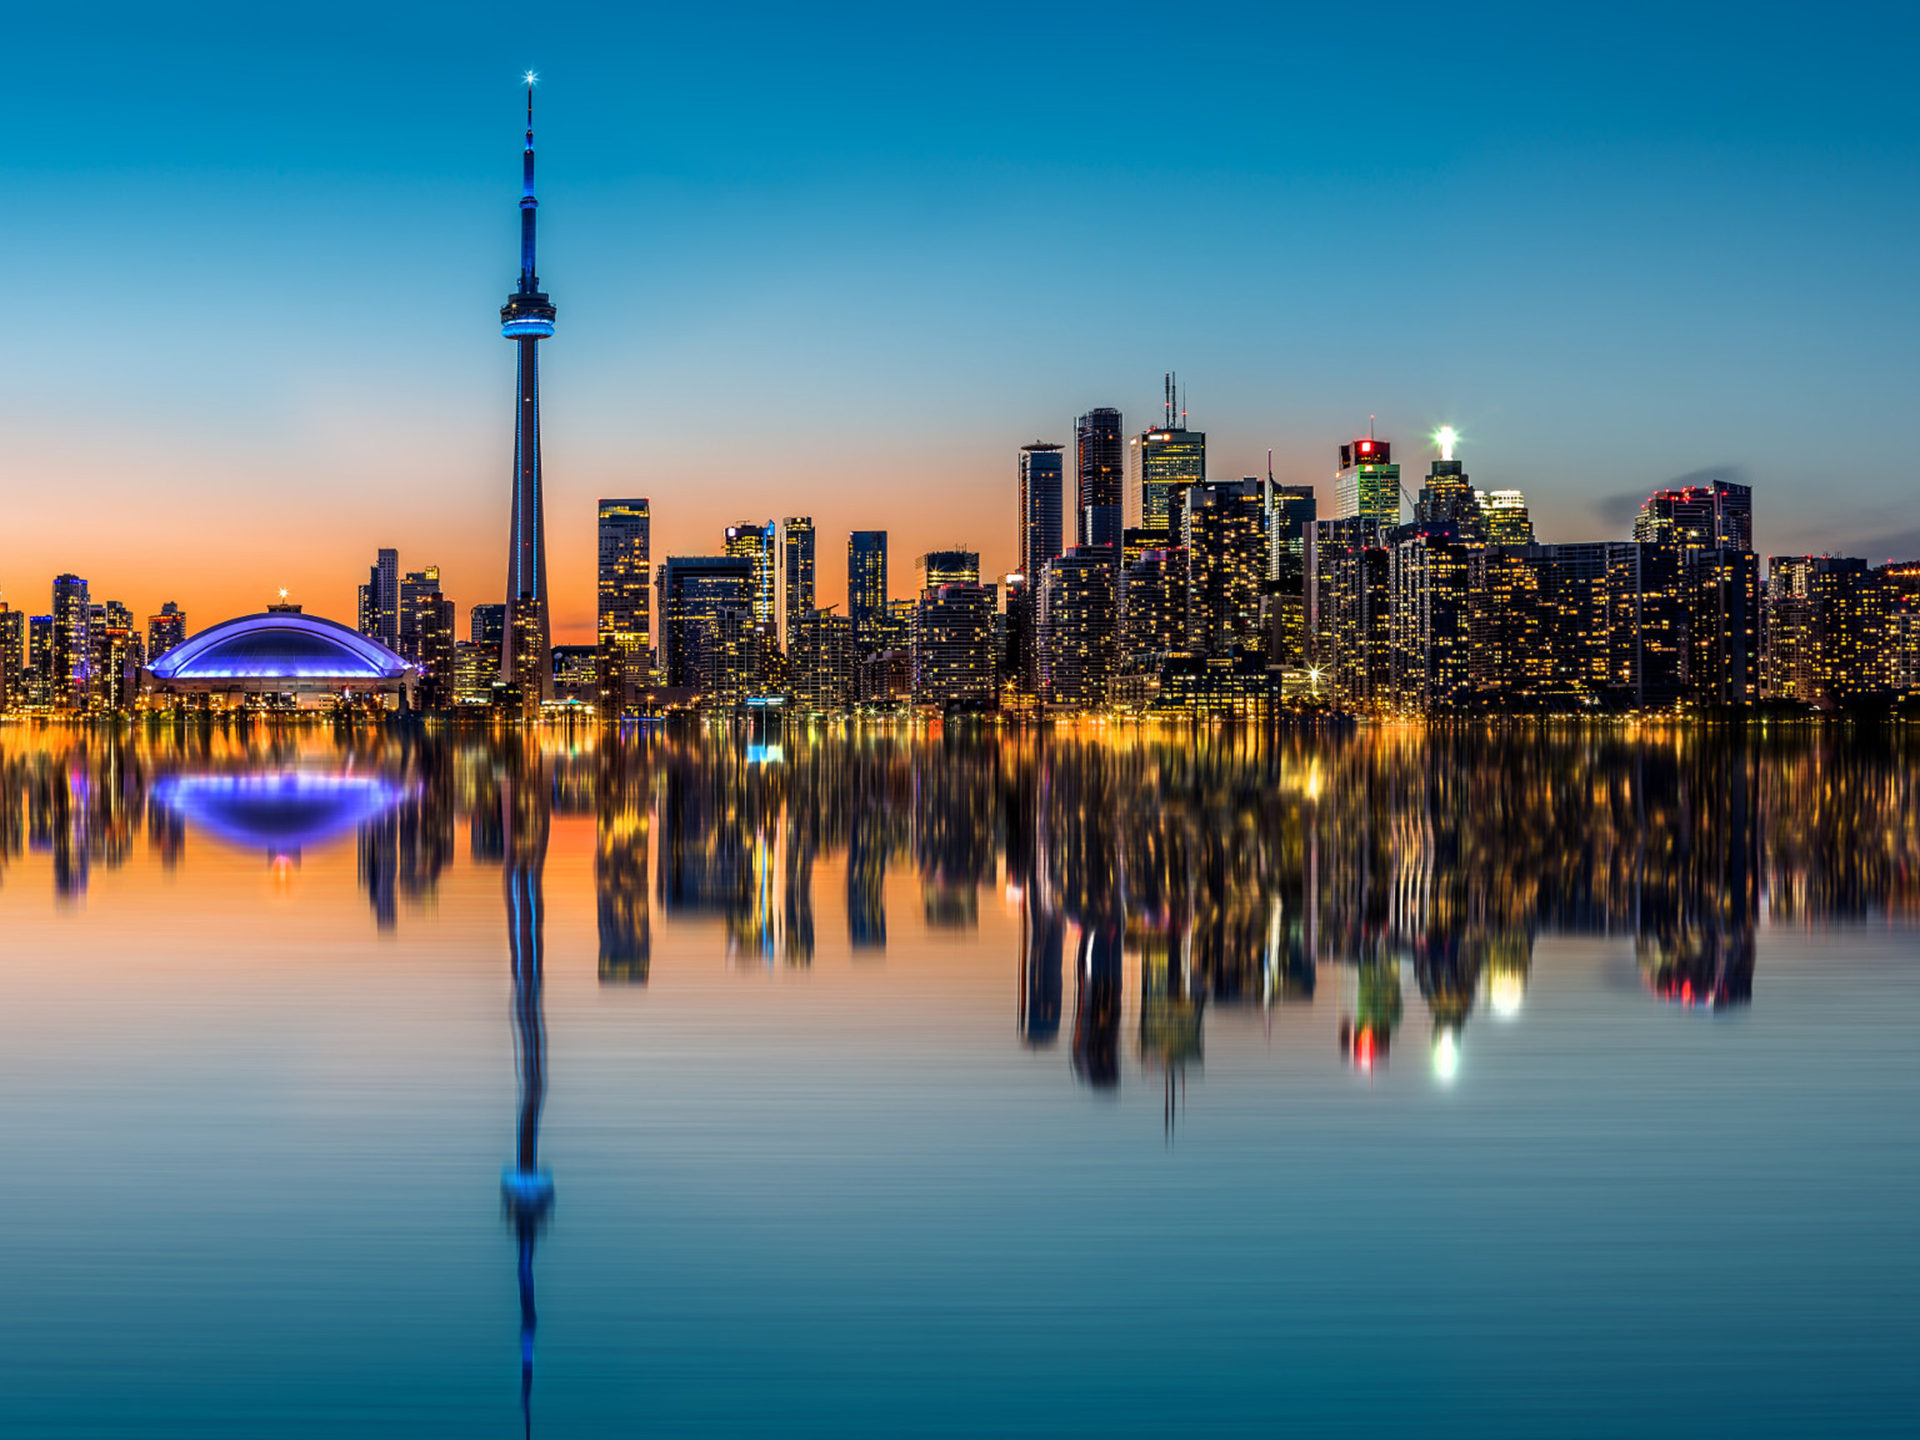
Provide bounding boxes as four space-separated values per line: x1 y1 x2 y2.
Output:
90 600 140 712
1118 541 1188 664
356 549 400 648
1333 437 1400 525
147 602 187 664
1388 529 1482 710
597 499 652 712
847 531 889 653
1687 548 1762 707
1182 479 1267 657
724 521 776 629
1764 555 1885 705
1309 519 1391 707
911 582 996 710
778 516 816 652
1634 480 1753 552
398 566 442 663
788 607 853 713
0 604 22 711
416 593 457 709
51 574 91 712
1076 407 1124 549
1019 443 1065 586
1039 548 1116 708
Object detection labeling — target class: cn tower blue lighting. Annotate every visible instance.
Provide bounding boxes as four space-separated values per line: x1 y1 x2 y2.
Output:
152 773 411 855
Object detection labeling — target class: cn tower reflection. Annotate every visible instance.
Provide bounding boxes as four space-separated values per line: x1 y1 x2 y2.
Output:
499 744 554 1437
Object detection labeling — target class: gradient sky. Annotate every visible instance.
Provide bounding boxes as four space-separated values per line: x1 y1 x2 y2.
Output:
4 1 1918 640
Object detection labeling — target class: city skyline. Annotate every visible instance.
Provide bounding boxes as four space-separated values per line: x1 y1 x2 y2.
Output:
7 7 1920 638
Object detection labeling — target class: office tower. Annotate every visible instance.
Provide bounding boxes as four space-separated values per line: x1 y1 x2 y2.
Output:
1266 483 1316 667
1019 442 1065 584
1118 541 1188 663
1039 548 1117 709
1076 407 1124 546
777 516 816 652
847 531 889 652
1388 530 1483 710
0 604 20 711
1182 479 1266 657
918 550 980 590
723 521 776 628
1333 435 1401 525
1634 480 1753 551
788 607 853 712
1477 490 1536 546
51 574 91 712
1130 374 1207 529
911 582 996 710
659 555 754 701
1687 549 1762 706
147 602 187 663
500 79 558 701
1412 430 1483 536
1309 519 1391 707
597 499 652 712
398 566 442 663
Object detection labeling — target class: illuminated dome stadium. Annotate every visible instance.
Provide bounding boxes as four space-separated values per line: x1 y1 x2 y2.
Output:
147 611 413 694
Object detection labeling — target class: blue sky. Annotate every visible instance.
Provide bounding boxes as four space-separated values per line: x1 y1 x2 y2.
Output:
4 1 1917 633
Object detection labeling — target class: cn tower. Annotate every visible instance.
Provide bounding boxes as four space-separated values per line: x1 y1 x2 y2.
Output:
501 73 556 702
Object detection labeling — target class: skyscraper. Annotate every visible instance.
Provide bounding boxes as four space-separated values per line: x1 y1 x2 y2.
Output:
1266 482 1316 667
0 604 21 712
659 556 754 701
398 566 442 663
1334 436 1400 525
1039 548 1117 708
356 549 400 648
778 516 816 652
917 550 981 590
723 522 776 628
1412 430 1482 536
597 499 651 713
1182 479 1267 657
848 531 889 653
500 77 558 702
1634 480 1753 552
147 602 187 664
1131 376 1206 530
1076 407 1124 550
1019 442 1065 584
1478 490 1536 545
51 574 91 712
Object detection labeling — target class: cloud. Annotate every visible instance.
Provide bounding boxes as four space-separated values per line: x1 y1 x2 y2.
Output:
1589 463 1748 533
1824 525 1920 564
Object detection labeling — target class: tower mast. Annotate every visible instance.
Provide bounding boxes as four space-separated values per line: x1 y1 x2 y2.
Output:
501 72 557 709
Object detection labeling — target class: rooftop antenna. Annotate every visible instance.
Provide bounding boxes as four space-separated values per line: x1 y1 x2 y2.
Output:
1369 413 1376 441
1181 383 1187 429
1164 372 1173 429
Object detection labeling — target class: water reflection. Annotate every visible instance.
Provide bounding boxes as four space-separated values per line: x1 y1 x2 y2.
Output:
4 725 1919 1070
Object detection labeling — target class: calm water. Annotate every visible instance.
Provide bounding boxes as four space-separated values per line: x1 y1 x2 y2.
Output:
3 722 1917 1438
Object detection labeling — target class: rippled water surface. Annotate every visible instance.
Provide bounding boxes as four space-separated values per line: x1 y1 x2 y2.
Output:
3 723 1917 1438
